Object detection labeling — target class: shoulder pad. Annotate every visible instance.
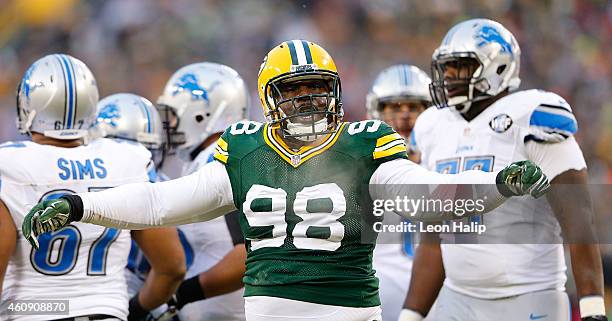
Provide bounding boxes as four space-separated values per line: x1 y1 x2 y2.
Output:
519 90 577 143
344 120 408 162
214 121 264 164
0 142 27 178
0 142 29 166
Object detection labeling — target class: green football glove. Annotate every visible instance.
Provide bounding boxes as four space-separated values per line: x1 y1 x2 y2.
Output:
22 198 72 250
497 160 550 198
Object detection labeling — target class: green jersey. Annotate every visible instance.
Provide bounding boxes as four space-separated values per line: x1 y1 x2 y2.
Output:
213 120 407 307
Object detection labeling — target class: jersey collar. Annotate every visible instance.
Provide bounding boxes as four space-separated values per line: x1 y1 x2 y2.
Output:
263 122 346 168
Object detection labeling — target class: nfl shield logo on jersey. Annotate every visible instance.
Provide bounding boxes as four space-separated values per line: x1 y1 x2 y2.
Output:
489 114 513 133
291 154 301 166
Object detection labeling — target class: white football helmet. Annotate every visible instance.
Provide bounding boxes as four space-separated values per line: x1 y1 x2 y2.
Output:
157 62 248 156
366 64 432 119
96 93 163 148
96 93 165 167
430 18 521 113
17 54 99 140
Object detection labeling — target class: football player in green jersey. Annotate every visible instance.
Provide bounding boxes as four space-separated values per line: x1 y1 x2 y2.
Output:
22 40 550 321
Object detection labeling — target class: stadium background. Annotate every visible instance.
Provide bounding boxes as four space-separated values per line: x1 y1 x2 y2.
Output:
0 0 609 319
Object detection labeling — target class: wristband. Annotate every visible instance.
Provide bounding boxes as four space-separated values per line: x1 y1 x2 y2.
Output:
175 275 206 309
61 194 84 222
128 294 148 321
397 309 424 321
580 296 606 318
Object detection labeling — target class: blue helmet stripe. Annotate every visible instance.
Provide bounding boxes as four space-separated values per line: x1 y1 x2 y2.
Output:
529 110 577 134
59 55 75 129
286 41 299 65
64 55 79 126
60 55 74 128
55 55 69 129
301 40 313 64
67 57 78 128
138 99 152 133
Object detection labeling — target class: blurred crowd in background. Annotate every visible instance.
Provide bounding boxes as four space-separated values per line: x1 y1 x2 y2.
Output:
0 0 609 181
0 0 610 315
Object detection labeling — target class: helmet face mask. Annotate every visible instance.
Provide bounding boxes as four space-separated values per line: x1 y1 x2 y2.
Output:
430 54 490 113
157 104 187 154
266 73 341 141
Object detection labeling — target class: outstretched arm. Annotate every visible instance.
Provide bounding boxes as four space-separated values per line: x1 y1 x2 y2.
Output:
23 161 236 249
370 159 549 222
82 161 235 228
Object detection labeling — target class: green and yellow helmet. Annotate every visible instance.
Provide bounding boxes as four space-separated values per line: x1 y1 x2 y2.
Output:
257 40 343 140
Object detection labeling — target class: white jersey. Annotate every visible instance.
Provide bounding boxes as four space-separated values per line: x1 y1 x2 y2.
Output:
411 89 587 299
0 139 152 321
178 143 246 321
372 212 414 321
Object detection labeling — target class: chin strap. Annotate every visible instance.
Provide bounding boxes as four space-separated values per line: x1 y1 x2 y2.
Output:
17 110 36 135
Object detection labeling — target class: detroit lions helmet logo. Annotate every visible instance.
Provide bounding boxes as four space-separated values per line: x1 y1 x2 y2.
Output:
21 63 44 101
22 65 36 98
475 26 513 56
171 73 222 104
97 103 121 127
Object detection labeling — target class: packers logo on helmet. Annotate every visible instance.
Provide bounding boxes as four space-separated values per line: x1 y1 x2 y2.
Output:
257 40 343 141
